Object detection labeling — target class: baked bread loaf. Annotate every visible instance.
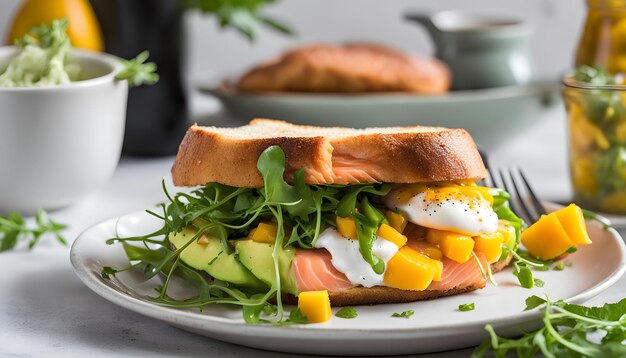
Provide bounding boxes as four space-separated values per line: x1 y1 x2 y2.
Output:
236 43 451 94
171 119 486 187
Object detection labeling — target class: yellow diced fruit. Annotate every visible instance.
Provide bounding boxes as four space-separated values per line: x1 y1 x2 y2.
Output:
431 258 443 281
521 213 573 260
474 232 504 263
385 210 407 233
423 245 443 260
336 216 357 240
428 229 475 263
377 224 408 248
250 223 277 244
425 228 446 245
384 247 437 290
554 204 592 245
298 290 331 323
498 220 517 249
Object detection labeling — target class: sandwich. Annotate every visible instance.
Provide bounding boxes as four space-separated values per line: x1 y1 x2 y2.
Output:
235 43 451 94
108 119 590 324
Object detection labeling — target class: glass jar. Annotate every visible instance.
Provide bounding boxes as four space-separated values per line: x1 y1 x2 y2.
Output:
576 0 626 73
563 77 626 214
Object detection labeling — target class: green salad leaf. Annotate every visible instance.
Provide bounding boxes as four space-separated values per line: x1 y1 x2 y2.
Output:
0 209 67 252
391 310 414 319
335 306 358 319
474 296 626 357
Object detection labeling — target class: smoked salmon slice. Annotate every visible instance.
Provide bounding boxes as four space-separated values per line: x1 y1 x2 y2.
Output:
292 241 489 293
292 249 354 292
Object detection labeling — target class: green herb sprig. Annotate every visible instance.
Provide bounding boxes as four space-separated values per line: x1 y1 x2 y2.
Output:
115 51 159 87
459 303 475 312
335 307 358 319
392 310 414 319
183 0 294 41
0 209 67 252
473 295 626 357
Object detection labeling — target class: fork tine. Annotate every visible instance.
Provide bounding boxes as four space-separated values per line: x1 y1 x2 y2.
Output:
518 169 547 217
508 169 539 223
497 169 531 223
479 149 494 187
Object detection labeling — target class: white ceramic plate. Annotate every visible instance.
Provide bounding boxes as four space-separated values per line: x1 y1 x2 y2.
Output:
202 80 559 148
70 209 626 356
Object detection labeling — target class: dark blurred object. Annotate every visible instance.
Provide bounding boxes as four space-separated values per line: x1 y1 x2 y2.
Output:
90 0 188 157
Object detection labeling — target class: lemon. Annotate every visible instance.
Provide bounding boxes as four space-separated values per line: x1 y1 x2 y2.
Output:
7 0 103 51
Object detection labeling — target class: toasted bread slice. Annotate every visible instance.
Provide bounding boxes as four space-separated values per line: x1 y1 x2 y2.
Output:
282 254 512 306
236 43 450 94
172 119 487 187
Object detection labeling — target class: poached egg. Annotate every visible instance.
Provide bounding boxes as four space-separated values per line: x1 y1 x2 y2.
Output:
383 182 498 236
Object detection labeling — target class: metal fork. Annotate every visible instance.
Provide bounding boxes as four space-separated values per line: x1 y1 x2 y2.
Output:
479 150 547 223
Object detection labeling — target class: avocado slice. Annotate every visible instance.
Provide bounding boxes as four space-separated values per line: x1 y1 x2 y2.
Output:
235 239 297 295
169 227 265 288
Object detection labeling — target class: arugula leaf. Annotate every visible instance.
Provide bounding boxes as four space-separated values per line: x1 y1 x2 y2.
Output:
354 213 385 274
490 188 511 207
515 265 534 288
287 307 308 324
391 310 414 319
336 185 391 217
257 145 299 205
475 296 626 357
524 295 547 310
458 303 475 312
335 306 358 319
0 209 67 252
115 51 159 87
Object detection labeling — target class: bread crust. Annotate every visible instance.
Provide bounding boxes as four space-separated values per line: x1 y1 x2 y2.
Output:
283 254 513 307
236 43 450 94
171 119 487 187
171 125 333 187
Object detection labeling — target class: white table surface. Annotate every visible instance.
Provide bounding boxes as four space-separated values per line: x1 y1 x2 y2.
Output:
1 100 624 357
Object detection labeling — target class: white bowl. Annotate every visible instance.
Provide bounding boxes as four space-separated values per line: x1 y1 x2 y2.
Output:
0 47 128 214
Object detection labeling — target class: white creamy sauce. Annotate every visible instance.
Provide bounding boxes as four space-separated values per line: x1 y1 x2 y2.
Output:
314 228 398 287
384 192 498 236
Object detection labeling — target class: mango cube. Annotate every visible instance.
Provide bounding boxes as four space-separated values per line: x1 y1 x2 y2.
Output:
377 223 408 247
423 245 443 260
498 220 517 249
430 257 443 281
474 232 504 263
250 223 278 244
554 204 592 245
336 216 357 240
522 213 573 260
298 290 331 323
385 210 408 233
384 247 437 290
427 229 475 263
